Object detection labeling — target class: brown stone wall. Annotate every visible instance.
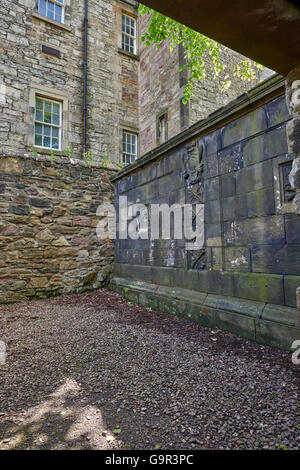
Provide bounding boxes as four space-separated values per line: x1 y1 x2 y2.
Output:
0 154 115 303
138 13 274 157
138 14 181 157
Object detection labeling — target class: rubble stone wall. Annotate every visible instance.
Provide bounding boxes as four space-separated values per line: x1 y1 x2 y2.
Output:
0 154 115 303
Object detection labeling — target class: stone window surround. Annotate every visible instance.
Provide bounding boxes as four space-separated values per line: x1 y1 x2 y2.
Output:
273 154 296 214
32 0 71 32
27 84 70 155
117 48 140 61
156 110 169 146
34 96 62 150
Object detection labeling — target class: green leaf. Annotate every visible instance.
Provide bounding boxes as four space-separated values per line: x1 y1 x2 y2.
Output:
138 4 263 103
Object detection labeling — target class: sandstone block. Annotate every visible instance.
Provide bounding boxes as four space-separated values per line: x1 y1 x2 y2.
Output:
0 157 23 175
1 224 19 236
73 216 91 226
59 260 77 270
52 236 69 247
36 229 54 243
31 277 48 288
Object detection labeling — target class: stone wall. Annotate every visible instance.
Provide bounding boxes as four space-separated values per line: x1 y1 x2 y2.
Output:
0 154 115 303
111 75 300 350
189 49 273 127
0 0 139 163
138 14 182 157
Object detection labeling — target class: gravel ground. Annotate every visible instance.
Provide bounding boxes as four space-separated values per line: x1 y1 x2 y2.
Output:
0 288 299 450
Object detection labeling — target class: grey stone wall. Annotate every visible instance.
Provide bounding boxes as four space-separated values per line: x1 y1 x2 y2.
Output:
189 49 274 127
112 76 300 348
0 153 115 303
112 76 300 349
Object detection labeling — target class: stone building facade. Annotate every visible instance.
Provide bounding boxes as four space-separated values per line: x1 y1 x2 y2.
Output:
0 0 140 164
0 0 273 164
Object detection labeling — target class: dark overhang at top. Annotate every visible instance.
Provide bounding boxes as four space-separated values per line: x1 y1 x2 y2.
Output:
140 0 300 76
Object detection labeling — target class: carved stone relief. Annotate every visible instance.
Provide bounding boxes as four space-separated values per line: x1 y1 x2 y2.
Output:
286 66 300 215
183 139 206 270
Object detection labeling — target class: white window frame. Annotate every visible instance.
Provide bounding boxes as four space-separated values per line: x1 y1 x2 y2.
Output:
34 96 62 151
38 0 65 24
122 131 138 165
122 13 137 55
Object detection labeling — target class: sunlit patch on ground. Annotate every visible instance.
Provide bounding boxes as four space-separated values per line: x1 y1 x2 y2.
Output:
0 378 120 450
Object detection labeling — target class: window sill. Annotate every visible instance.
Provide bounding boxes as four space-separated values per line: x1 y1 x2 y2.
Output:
32 12 71 32
32 147 68 157
117 48 140 61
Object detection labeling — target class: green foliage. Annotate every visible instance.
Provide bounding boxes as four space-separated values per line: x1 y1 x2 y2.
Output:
102 147 110 168
49 149 56 162
138 4 264 103
279 444 289 450
83 146 115 168
83 149 96 167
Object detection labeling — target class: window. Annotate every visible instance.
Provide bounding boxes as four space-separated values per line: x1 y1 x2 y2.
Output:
122 14 136 54
28 85 68 152
122 131 137 165
157 113 168 145
35 96 62 150
38 0 64 23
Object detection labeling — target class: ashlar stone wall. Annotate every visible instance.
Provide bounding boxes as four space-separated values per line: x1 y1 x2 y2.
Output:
0 154 115 303
112 75 300 350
